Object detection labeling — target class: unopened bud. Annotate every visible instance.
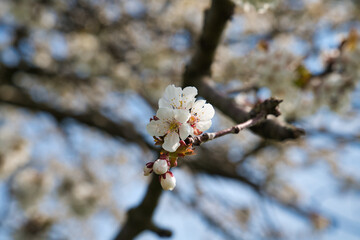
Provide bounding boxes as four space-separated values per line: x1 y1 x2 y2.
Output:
153 159 169 175
143 162 154 176
160 171 176 191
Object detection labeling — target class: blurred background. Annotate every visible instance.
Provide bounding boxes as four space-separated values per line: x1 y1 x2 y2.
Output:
0 0 360 239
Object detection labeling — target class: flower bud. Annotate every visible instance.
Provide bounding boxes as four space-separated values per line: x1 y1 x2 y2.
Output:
143 162 154 176
153 159 169 175
160 171 176 191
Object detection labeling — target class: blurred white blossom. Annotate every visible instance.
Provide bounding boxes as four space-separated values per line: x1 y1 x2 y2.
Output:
12 168 52 210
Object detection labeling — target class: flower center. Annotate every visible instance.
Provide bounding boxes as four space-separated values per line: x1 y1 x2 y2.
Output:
188 115 198 127
169 121 181 132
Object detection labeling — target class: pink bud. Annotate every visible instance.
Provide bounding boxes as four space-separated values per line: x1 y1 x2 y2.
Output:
160 172 176 191
153 159 169 175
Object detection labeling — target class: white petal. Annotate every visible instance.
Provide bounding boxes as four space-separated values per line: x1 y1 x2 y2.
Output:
188 126 195 137
158 98 172 108
179 124 191 140
185 98 196 110
163 85 178 99
196 120 212 132
160 172 176 191
191 100 206 115
146 120 169 137
156 108 174 120
182 86 198 109
153 159 169 175
163 132 180 152
163 85 182 108
198 103 215 121
174 109 190 123
183 86 198 98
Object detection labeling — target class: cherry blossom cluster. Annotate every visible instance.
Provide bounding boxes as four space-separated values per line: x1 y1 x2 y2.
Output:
144 85 215 191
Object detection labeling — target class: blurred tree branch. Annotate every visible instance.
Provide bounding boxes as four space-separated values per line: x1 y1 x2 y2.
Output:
181 0 305 141
114 0 305 238
113 172 168 240
183 147 333 226
0 85 154 150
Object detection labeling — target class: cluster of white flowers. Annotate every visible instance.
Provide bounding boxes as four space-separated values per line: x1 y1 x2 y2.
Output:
145 85 215 191
146 85 215 152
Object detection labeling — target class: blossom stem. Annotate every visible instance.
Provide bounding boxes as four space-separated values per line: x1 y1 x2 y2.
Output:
187 98 285 146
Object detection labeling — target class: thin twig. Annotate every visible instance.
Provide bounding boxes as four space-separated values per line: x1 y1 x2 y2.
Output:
188 98 283 146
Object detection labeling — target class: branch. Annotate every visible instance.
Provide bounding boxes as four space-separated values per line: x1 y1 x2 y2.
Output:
183 148 333 225
113 173 167 240
181 0 304 141
197 78 305 140
0 85 154 150
114 0 301 239
188 98 282 146
183 0 235 81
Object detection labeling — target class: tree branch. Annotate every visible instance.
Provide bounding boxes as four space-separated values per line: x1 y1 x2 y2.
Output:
183 0 235 82
196 78 305 141
188 98 282 146
113 173 165 240
0 85 154 150
181 0 304 141
113 0 301 239
183 148 333 225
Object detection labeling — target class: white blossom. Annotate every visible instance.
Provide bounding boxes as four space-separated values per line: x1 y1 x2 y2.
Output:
160 172 176 191
146 108 191 152
188 100 215 135
153 159 169 175
158 84 198 110
157 84 215 136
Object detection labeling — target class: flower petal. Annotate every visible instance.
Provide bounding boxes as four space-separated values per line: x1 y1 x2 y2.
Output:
196 120 212 132
160 172 176 191
158 98 172 109
163 131 180 152
191 100 206 115
174 109 190 123
156 108 174 120
146 120 169 137
183 86 198 98
198 103 215 121
182 87 198 109
163 85 182 108
153 159 169 175
179 124 191 140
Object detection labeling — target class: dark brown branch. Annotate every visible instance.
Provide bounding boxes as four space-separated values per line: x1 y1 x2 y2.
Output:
113 173 165 240
183 0 235 82
0 85 154 150
115 1 237 239
181 0 304 141
183 148 332 225
114 0 301 239
148 224 172 238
